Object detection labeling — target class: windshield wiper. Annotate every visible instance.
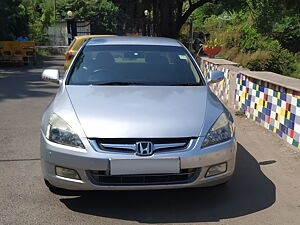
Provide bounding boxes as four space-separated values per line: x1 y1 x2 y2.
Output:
91 81 148 86
90 82 201 86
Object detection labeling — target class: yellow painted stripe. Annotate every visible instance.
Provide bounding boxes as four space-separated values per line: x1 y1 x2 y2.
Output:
280 108 285 117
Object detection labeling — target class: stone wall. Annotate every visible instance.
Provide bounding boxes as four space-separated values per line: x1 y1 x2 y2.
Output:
47 22 68 47
198 57 300 149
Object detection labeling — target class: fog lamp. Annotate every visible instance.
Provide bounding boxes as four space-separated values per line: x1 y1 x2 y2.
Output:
55 166 80 180
205 162 227 177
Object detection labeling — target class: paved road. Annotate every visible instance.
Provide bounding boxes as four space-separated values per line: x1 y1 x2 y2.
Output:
0 57 299 225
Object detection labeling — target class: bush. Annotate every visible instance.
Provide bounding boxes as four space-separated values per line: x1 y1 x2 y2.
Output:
244 51 272 71
268 49 296 75
290 54 300 79
240 24 262 52
272 16 300 53
197 11 298 77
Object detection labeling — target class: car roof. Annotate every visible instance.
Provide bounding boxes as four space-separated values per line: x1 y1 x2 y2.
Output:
86 36 182 47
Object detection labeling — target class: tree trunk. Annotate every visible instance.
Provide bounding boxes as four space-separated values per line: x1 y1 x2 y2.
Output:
152 0 213 38
153 0 178 38
113 0 214 38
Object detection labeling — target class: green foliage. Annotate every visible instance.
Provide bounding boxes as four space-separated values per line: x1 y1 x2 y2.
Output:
0 0 120 43
204 38 221 47
239 24 262 52
0 0 53 43
191 3 222 28
245 0 300 53
272 16 300 52
246 0 280 34
89 1 120 34
0 0 29 40
290 55 300 79
191 1 246 30
22 0 55 44
190 0 300 77
0 0 56 43
56 0 120 34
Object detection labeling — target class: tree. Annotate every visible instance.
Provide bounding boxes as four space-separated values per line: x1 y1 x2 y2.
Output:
56 0 120 34
151 0 215 38
0 0 29 40
245 0 300 52
21 0 55 44
112 0 216 38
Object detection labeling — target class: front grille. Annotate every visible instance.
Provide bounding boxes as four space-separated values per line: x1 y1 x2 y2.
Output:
87 168 200 186
89 138 195 154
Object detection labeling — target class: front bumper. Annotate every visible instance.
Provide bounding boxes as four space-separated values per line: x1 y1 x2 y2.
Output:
40 132 237 190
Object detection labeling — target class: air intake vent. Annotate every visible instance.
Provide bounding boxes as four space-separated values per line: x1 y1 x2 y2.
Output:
87 168 200 186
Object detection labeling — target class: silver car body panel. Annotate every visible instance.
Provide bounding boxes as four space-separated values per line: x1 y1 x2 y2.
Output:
66 85 224 138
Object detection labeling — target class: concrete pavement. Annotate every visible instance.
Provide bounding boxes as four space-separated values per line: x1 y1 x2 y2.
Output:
0 57 299 225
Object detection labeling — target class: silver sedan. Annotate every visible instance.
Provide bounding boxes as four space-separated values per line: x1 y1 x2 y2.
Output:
40 36 236 192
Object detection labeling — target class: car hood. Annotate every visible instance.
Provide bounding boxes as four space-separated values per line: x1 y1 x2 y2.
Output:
66 85 219 138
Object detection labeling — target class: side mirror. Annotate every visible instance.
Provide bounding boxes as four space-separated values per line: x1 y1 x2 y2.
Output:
42 69 60 84
207 70 224 84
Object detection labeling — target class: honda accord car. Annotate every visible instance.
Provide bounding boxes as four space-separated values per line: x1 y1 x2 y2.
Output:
40 36 236 191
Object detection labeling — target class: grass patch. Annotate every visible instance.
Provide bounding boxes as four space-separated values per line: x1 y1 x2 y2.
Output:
235 111 246 117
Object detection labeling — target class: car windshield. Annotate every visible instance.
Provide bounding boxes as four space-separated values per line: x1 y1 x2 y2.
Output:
67 45 204 86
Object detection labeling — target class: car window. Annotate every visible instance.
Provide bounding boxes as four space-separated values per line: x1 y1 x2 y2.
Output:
67 45 204 86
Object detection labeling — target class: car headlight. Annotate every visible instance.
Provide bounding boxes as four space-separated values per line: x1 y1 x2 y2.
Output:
46 114 85 148
201 112 234 148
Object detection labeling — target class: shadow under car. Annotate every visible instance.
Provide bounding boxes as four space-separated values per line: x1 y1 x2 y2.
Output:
59 142 276 223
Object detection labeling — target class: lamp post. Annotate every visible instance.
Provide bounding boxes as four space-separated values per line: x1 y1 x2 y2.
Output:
188 19 193 51
143 9 150 36
66 10 77 45
67 10 73 18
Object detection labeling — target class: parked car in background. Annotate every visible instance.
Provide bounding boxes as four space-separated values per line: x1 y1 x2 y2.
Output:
41 36 236 192
64 35 115 71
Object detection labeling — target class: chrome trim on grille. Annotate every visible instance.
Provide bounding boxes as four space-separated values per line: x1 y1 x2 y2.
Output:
101 143 136 151
89 138 197 154
155 142 187 150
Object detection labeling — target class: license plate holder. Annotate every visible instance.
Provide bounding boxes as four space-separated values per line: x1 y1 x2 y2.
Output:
110 158 180 175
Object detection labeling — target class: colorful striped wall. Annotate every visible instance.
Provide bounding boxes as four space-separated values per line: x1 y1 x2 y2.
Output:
200 57 300 150
235 73 300 148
